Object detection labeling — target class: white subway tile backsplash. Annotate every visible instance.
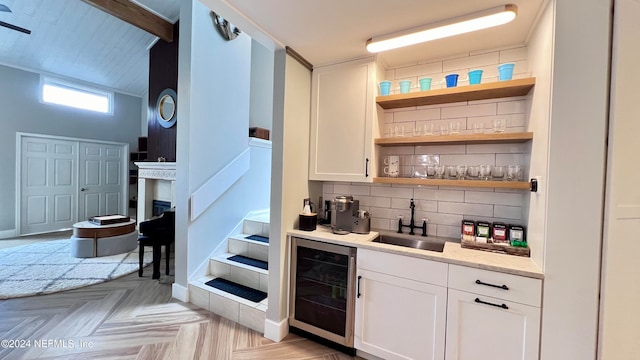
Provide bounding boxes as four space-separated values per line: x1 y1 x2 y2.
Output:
441 103 497 119
395 61 443 79
436 225 462 239
358 196 391 208
494 205 523 220
496 154 527 166
323 183 334 194
415 199 438 212
438 202 494 217
465 191 524 206
414 188 465 202
383 112 394 124
439 154 495 166
466 143 528 154
498 100 527 115
333 184 370 196
499 47 528 63
371 218 391 230
371 186 414 199
443 52 500 72
394 108 441 122
414 144 466 155
415 211 464 226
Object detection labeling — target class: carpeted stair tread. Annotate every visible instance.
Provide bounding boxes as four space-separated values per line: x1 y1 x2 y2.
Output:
245 235 269 244
205 278 267 303
227 255 268 270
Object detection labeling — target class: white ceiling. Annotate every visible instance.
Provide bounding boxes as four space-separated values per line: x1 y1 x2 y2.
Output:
224 0 545 68
0 0 179 96
0 0 543 96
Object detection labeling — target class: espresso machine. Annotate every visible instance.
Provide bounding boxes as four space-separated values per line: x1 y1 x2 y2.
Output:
331 195 370 235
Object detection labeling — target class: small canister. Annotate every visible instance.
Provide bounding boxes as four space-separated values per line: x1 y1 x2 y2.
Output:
461 219 475 241
475 221 491 243
299 213 317 231
492 223 508 244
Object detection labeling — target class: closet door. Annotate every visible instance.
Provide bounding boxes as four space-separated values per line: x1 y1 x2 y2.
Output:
78 142 126 220
20 136 77 235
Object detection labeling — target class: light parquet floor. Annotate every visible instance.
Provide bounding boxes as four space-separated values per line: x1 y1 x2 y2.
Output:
0 269 362 360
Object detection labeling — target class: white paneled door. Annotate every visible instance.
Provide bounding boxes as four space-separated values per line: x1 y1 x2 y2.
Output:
19 135 127 235
20 137 77 235
78 142 125 220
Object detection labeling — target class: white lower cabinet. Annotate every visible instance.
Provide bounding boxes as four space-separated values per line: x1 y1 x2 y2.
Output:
445 289 540 360
445 265 542 360
355 249 447 360
353 250 542 360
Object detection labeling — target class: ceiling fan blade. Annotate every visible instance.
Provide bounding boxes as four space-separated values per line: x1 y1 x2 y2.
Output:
0 4 11 12
0 20 31 34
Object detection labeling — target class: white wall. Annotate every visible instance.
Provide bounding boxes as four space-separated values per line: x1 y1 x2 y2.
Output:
266 51 312 341
525 0 554 269
540 0 611 359
250 40 275 131
599 0 640 358
176 0 255 289
0 65 142 235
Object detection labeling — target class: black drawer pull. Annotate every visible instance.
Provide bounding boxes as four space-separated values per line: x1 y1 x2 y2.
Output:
475 297 509 310
357 276 362 298
475 279 509 290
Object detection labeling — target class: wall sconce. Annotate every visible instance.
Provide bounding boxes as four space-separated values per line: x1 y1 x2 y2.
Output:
366 4 517 53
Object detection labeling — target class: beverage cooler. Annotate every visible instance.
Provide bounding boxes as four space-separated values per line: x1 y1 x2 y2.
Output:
289 237 357 348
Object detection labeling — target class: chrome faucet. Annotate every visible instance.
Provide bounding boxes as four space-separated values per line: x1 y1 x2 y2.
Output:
397 198 427 236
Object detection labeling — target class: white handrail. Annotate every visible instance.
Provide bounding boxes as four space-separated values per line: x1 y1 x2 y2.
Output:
190 148 251 221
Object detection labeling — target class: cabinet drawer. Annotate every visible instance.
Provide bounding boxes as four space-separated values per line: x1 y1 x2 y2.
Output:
358 248 448 287
448 264 541 307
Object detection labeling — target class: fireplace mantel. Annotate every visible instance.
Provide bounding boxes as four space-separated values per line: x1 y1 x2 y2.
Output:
134 162 176 222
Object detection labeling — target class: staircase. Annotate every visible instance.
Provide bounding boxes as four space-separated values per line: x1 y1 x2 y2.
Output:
188 211 269 333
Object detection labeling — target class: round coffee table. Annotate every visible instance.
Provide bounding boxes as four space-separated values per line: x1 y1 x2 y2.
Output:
71 219 137 258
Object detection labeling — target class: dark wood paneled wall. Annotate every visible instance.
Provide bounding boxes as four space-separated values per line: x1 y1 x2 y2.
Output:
148 22 179 161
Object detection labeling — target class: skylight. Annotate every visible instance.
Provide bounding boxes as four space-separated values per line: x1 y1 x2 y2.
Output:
41 77 113 115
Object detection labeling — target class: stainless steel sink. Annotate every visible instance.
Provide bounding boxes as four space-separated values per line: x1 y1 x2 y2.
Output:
373 235 445 252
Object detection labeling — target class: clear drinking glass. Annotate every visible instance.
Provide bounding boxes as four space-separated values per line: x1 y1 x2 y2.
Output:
507 165 522 181
449 121 461 134
467 165 480 180
479 164 493 180
446 165 457 179
435 164 446 179
472 122 485 134
493 118 506 133
492 165 505 180
456 165 468 180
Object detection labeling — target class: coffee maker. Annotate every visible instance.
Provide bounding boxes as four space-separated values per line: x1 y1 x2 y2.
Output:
331 195 370 235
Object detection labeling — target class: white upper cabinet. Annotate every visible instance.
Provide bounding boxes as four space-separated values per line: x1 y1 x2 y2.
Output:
309 57 380 182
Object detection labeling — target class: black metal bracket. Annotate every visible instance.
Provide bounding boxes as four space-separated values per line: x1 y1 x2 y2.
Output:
530 178 538 192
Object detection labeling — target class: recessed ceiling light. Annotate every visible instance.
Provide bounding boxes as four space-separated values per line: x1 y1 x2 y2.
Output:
366 4 517 53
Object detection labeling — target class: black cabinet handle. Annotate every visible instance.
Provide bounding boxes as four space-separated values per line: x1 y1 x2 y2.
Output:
357 275 362 298
475 297 509 310
475 279 509 290
365 158 369 177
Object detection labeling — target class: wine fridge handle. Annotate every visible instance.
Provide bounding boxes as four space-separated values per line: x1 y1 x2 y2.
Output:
357 275 362 298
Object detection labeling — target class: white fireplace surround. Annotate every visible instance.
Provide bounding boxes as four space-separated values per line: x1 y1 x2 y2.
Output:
135 162 176 222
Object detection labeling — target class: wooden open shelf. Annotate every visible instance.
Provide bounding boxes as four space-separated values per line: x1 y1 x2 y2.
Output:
376 77 535 109
375 132 533 146
373 177 532 190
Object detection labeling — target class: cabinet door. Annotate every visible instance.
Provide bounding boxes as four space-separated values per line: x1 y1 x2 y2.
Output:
355 269 446 360
309 58 375 182
445 288 540 360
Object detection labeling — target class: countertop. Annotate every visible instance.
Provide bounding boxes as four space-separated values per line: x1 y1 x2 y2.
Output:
287 226 543 279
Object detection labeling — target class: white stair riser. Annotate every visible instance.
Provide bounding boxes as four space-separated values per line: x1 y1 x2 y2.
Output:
243 220 269 238
209 259 269 293
228 238 269 262
188 284 266 333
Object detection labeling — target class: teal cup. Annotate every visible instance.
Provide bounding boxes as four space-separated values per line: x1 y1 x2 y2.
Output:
399 80 412 94
498 63 515 81
468 70 483 85
445 74 459 88
419 78 432 91
379 81 392 96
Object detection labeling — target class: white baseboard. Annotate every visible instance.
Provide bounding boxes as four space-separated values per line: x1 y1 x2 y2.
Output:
0 229 17 239
264 318 289 342
172 283 189 302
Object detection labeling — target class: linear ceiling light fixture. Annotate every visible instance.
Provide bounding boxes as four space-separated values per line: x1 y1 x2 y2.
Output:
366 4 517 53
